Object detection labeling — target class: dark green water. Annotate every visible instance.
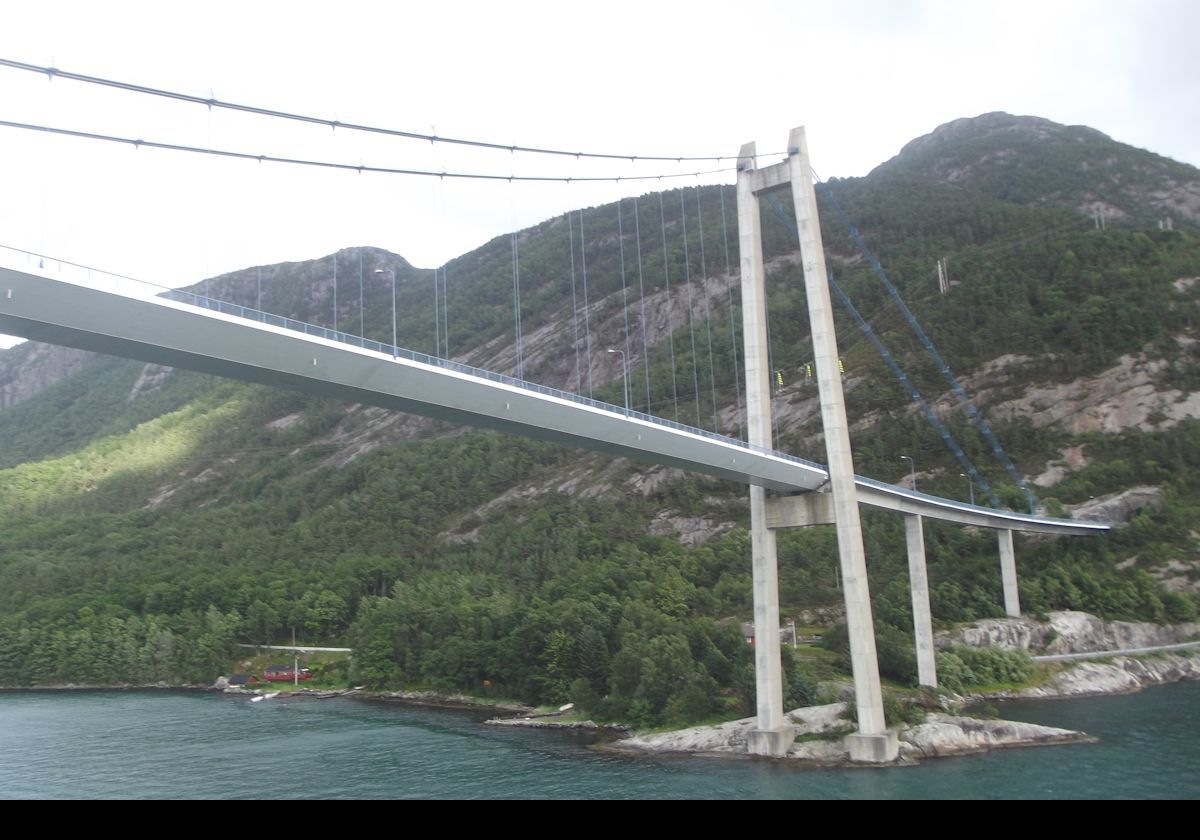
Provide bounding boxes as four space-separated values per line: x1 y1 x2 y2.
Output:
1 682 1197 799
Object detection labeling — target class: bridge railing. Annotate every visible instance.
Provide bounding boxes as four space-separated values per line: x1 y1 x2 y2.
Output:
852 474 1075 525
0 243 156 299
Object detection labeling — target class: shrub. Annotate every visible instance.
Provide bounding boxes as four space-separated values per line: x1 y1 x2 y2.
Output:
936 647 1039 692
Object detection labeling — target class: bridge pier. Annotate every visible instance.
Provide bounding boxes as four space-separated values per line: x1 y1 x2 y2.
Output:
747 486 793 756
905 514 938 687
999 528 1021 618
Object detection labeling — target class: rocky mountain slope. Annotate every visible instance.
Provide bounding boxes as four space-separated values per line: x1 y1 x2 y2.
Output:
873 111 1200 225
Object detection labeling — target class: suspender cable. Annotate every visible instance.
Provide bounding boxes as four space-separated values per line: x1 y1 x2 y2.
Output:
766 294 779 445
579 210 594 397
568 210 582 392
659 192 679 421
679 191 702 427
816 181 1037 513
718 186 743 440
695 187 720 431
435 266 442 359
358 251 365 346
442 266 450 358
436 267 444 356
617 200 633 400
511 231 524 378
633 196 652 414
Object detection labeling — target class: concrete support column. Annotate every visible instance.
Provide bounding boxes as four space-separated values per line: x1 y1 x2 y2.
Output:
736 144 792 757
905 514 937 688
999 528 1020 618
749 487 788 741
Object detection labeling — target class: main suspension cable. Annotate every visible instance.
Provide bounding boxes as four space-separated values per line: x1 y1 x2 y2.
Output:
0 118 733 183
0 58 775 164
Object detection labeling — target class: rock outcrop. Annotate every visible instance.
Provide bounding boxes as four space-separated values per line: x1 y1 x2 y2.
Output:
619 703 849 755
0 342 94 408
941 610 1200 656
987 353 1200 434
899 714 1088 758
1018 654 1200 698
1067 486 1163 523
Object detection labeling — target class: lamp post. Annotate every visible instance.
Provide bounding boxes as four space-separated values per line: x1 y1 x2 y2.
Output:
900 454 916 492
607 348 629 415
960 472 976 506
373 268 397 358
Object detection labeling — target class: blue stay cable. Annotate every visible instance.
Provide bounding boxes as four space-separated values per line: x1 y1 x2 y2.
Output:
814 182 1036 513
765 193 1000 509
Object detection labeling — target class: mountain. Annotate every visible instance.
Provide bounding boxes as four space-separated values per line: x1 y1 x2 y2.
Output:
0 115 1197 724
871 111 1200 226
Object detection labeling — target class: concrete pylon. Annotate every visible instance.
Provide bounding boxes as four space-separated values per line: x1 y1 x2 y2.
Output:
905 514 937 687
737 128 896 763
999 529 1021 618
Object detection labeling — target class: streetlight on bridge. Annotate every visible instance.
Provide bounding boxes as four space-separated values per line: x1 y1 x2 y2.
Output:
960 472 976 506
900 454 917 491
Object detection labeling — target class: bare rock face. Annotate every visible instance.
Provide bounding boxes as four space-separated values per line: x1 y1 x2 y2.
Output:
1067 486 1164 523
1033 444 1090 488
127 364 174 401
948 617 1049 652
647 512 734 547
942 610 1200 655
987 354 1200 434
0 342 94 408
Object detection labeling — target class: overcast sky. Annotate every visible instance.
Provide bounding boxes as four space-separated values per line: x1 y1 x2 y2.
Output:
0 0 1196 302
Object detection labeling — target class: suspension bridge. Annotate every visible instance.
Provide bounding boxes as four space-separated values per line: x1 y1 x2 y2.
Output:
0 137 1108 758
0 58 1113 762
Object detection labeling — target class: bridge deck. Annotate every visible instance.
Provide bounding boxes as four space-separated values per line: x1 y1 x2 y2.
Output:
0 255 1109 536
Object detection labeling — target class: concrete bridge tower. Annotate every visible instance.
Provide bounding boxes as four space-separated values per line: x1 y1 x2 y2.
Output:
738 127 898 762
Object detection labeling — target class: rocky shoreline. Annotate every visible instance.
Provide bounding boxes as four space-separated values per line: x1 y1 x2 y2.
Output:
486 716 629 733
1000 652 1200 699
608 703 1092 765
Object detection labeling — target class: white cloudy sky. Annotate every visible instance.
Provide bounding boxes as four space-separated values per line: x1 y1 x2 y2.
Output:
0 0 1196 296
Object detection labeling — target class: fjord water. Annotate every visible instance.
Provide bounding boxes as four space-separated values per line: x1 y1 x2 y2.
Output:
1 682 1197 799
